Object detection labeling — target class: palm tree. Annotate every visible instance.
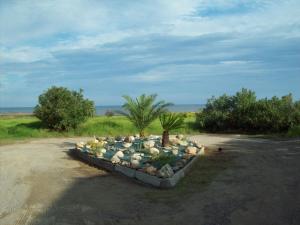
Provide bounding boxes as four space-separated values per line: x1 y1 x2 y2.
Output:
120 94 172 137
159 113 185 147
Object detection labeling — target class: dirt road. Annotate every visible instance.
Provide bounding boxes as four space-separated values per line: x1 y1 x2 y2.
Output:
0 135 299 225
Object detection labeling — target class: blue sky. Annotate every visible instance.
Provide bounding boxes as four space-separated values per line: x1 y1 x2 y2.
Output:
0 0 299 107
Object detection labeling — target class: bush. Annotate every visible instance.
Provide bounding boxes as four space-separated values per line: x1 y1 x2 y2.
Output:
34 86 95 131
105 110 114 117
196 89 300 133
196 94 234 131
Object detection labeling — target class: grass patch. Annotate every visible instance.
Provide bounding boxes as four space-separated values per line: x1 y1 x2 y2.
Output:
144 150 235 204
0 114 200 144
287 125 300 137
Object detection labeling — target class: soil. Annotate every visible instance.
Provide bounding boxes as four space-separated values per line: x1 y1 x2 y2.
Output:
0 135 299 225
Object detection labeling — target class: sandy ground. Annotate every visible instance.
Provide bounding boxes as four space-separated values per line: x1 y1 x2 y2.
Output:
0 135 299 225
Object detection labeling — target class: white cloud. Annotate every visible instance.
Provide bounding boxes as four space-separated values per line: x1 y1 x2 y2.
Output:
0 0 300 106
220 60 254 65
1 0 299 62
1 0 298 46
130 72 169 83
0 0 108 44
1 47 53 63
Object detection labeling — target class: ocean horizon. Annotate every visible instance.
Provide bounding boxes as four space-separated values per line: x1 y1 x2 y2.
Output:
0 104 204 115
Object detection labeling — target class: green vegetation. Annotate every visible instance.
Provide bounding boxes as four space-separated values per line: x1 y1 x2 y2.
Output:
160 113 185 147
287 125 300 137
150 154 177 168
196 88 300 133
119 94 172 137
0 114 198 145
34 86 95 131
2 88 299 145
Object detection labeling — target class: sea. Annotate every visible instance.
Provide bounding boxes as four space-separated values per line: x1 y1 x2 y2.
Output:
0 104 203 115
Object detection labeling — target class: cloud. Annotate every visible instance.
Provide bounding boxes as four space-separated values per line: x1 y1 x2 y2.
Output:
0 0 300 106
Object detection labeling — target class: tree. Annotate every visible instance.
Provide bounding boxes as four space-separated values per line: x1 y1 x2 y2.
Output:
231 88 257 129
196 88 300 133
119 94 172 137
159 113 185 147
34 86 95 131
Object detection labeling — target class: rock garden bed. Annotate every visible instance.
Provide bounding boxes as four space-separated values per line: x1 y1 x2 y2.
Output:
71 135 205 188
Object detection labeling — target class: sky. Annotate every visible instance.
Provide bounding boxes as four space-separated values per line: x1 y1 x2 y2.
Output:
0 0 300 107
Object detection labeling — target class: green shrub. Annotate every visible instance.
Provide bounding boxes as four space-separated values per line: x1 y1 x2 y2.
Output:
196 94 233 131
34 86 95 131
105 110 114 117
196 89 300 133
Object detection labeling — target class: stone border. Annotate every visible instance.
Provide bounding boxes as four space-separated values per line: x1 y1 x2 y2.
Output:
69 149 200 188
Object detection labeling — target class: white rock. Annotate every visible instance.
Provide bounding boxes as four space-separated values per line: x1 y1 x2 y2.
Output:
143 140 155 149
123 142 132 148
131 153 142 161
149 147 160 155
111 155 121 164
100 148 106 154
158 164 174 178
114 151 124 158
131 159 140 168
128 136 135 142
144 166 157 175
185 146 197 155
76 142 84 149
96 152 103 158
121 161 130 166
199 146 205 155
85 145 91 149
164 146 172 151
172 149 178 155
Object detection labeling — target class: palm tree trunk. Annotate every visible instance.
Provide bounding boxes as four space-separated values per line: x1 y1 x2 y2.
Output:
162 130 169 147
140 130 145 138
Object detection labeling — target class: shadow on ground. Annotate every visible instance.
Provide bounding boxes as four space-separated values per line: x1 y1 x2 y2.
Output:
26 136 300 225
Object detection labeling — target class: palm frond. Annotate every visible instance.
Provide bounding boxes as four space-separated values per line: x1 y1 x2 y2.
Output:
159 113 185 131
120 94 172 134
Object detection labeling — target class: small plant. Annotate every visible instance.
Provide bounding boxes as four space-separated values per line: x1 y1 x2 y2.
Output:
89 142 105 150
151 153 177 168
119 94 172 137
160 113 185 147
